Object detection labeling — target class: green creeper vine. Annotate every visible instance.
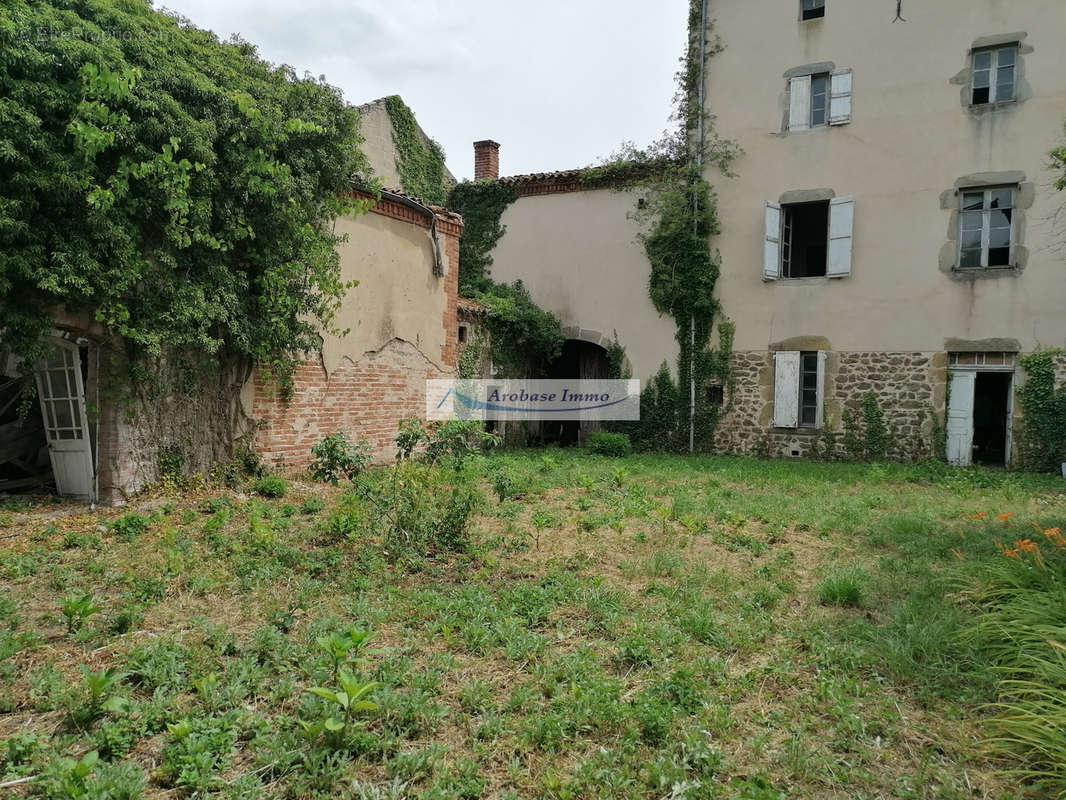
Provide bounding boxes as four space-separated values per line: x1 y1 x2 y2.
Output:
1017 350 1066 471
0 0 368 398
447 181 564 377
587 1 740 451
383 96 449 205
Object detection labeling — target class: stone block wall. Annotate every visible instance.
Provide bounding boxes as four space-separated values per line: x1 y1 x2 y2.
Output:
715 350 944 461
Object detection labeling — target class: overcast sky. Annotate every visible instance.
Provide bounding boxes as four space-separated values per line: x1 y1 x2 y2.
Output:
156 0 687 181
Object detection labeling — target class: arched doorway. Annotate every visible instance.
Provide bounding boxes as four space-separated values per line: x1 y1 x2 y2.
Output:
542 338 610 446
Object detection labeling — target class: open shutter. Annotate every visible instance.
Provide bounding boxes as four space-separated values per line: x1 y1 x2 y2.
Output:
829 68 853 125
764 202 782 280
773 351 801 428
814 351 827 428
827 196 854 278
788 76 811 131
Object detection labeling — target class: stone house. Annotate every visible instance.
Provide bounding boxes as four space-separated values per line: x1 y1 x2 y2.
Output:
705 0 1066 465
474 0 1066 466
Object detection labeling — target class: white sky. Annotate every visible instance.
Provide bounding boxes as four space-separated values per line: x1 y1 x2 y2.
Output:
156 0 688 180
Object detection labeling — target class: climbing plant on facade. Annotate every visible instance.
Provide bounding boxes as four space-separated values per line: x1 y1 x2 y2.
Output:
447 181 564 376
383 95 449 205
586 1 740 451
0 0 368 385
1017 350 1066 471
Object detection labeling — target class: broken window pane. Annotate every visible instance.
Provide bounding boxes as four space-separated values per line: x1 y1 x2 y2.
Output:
802 0 825 20
972 46 1018 105
958 186 1016 270
988 248 1011 267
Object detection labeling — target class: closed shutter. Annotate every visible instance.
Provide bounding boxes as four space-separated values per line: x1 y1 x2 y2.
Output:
789 76 812 132
773 351 801 428
815 351 827 428
764 202 782 280
829 69 853 125
827 196 854 278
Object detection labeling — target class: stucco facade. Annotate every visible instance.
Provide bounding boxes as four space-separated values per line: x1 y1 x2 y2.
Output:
356 98 456 195
488 181 678 382
704 0 1066 464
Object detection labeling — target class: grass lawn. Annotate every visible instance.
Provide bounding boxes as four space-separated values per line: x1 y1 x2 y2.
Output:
1 451 1064 799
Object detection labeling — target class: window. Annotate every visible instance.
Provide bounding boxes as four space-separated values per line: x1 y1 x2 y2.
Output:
958 187 1014 269
971 45 1016 105
764 197 854 280
788 69 851 130
773 351 826 428
801 0 825 20
799 353 820 426
458 324 468 343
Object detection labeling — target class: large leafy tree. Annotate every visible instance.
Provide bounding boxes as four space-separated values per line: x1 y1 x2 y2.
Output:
0 0 368 373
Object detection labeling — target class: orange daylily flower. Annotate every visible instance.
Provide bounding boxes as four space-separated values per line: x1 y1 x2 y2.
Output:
973 512 987 520
996 512 1015 524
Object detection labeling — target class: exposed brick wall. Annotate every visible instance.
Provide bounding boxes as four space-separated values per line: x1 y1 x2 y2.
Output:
715 350 943 461
252 201 463 471
253 340 451 469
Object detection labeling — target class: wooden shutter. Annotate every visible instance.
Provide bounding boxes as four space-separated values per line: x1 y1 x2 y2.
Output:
829 68 853 125
764 202 782 280
789 76 811 131
815 351 827 428
773 351 801 428
827 196 854 278
946 371 976 466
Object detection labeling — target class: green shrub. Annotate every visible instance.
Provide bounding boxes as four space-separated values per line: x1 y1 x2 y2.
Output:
586 432 632 457
310 432 371 484
253 475 288 498
816 568 868 608
355 463 482 559
395 419 500 469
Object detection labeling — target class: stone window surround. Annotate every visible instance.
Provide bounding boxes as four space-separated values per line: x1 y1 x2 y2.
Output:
938 172 1033 280
950 32 1033 113
771 189 839 285
779 62 835 134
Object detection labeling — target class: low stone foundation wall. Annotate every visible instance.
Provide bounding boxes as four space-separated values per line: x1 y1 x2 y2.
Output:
252 338 450 470
715 350 944 461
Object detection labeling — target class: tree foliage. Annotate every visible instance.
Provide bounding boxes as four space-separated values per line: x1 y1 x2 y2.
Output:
0 0 368 375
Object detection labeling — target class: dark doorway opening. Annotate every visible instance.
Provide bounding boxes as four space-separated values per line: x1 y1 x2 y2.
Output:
542 340 609 447
973 372 1011 466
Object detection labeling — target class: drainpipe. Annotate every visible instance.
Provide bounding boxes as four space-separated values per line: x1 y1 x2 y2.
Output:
379 189 446 276
690 0 709 454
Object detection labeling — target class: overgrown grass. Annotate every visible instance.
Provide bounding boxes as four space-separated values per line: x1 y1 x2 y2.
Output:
0 450 1062 798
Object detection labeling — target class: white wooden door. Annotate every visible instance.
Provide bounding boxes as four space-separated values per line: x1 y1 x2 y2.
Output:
35 340 94 500
946 370 976 466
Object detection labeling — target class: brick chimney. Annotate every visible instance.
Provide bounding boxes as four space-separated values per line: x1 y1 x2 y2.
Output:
473 140 500 180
